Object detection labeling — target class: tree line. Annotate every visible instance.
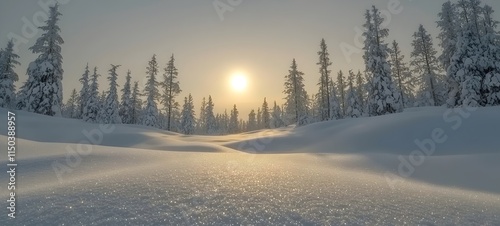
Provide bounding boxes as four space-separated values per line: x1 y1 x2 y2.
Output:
0 1 498 135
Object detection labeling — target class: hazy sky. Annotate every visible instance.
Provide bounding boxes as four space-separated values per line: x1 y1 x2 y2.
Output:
1 0 499 116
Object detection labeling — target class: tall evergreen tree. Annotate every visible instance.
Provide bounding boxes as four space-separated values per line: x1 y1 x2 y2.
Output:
329 79 342 120
205 95 216 134
283 59 309 126
271 101 285 128
77 64 90 119
411 25 443 107
130 81 143 124
256 107 262 129
261 98 271 129
363 6 402 116
19 4 64 116
142 55 160 127
180 94 196 135
447 1 484 107
197 97 207 134
355 71 367 113
161 54 181 131
317 38 332 121
0 40 20 108
337 70 346 117
437 1 459 71
247 109 257 131
119 70 133 124
390 40 414 108
481 5 500 106
63 88 79 118
100 64 122 124
345 71 362 118
82 67 100 123
229 104 239 134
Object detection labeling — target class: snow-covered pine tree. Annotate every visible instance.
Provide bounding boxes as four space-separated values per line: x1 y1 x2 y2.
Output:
142 55 160 128
82 67 101 123
0 40 20 108
248 109 257 131
317 38 332 121
329 79 342 120
345 71 362 118
119 70 133 124
261 98 270 129
130 81 143 124
100 64 122 124
98 90 107 120
337 70 346 117
256 107 262 129
20 4 64 116
437 1 459 71
63 89 78 118
205 95 216 134
355 71 367 114
363 6 402 116
221 109 229 134
271 101 284 128
283 59 309 126
229 104 239 134
447 1 484 107
390 40 415 108
411 25 444 107
180 94 196 135
77 64 90 119
481 5 500 106
197 97 207 134
161 54 181 131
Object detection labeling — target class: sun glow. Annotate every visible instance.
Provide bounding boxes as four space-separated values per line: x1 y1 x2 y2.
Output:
230 73 248 92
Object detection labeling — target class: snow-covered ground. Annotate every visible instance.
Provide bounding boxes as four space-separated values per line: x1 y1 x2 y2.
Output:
1 107 499 225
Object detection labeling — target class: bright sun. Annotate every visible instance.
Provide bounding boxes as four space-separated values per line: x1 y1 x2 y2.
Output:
230 73 248 92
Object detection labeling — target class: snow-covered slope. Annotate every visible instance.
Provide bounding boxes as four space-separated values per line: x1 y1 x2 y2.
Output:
0 107 499 225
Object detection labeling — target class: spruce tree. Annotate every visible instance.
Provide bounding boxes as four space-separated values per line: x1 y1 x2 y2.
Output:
198 97 207 134
248 109 257 131
337 70 346 117
0 40 20 108
180 94 196 135
345 71 362 118
77 64 90 119
101 64 122 124
20 4 64 116
283 59 309 126
63 88 79 118
261 98 270 129
363 6 402 116
161 54 181 131
120 70 133 124
481 5 500 106
317 39 332 121
271 101 284 128
229 104 239 134
83 67 101 123
411 25 443 107
205 95 216 134
130 81 143 124
142 55 160 128
390 40 414 108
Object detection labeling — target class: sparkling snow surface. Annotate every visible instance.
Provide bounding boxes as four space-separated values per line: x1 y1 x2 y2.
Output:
1 107 500 225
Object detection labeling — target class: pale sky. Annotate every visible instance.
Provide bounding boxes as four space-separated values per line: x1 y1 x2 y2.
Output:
1 0 499 116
